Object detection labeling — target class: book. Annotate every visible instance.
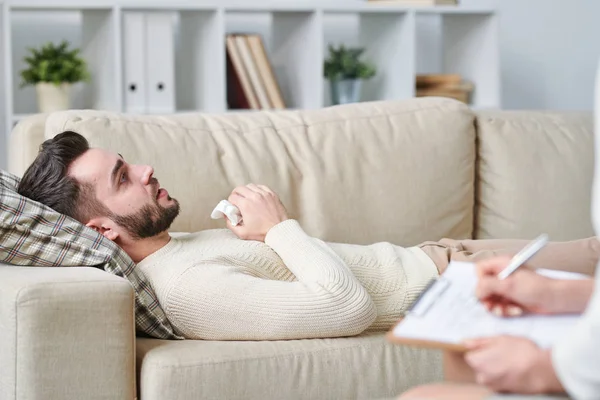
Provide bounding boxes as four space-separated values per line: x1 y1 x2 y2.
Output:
226 35 259 110
388 261 586 352
246 34 286 110
234 35 272 109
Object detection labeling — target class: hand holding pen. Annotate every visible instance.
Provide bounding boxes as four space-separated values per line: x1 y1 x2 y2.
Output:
474 234 588 317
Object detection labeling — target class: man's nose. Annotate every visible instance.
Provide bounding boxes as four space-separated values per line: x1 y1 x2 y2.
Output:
140 165 154 185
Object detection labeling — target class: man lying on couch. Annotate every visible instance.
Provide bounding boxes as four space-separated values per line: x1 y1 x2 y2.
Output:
17 131 600 341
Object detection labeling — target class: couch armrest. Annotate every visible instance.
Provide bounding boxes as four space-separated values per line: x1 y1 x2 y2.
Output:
0 265 136 400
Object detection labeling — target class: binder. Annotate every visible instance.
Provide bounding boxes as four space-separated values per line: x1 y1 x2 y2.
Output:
145 12 176 113
123 12 147 113
387 262 584 352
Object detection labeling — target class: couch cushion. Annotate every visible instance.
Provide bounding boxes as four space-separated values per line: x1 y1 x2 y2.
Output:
9 113 49 177
44 98 476 246
136 333 442 400
475 111 595 240
0 169 180 340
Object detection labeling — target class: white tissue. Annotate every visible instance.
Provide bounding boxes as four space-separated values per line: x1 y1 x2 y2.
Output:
211 200 243 226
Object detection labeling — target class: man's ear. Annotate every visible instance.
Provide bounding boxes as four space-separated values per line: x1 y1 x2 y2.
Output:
86 217 120 241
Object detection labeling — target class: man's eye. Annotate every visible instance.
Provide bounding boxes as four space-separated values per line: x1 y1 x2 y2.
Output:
120 172 127 183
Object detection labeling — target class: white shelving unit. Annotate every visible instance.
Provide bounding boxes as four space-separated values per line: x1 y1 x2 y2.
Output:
0 0 499 170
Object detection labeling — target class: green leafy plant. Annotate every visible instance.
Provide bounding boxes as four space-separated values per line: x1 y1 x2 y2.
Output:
20 40 90 87
323 44 376 81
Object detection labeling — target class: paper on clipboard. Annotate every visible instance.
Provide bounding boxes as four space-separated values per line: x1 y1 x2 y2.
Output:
389 261 586 351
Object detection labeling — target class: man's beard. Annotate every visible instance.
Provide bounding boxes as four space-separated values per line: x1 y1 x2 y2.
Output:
111 197 181 240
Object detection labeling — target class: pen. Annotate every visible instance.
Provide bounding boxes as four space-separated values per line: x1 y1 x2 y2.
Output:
497 234 549 280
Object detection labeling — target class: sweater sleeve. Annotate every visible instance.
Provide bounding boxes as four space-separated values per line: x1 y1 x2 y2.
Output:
551 270 600 399
164 220 377 340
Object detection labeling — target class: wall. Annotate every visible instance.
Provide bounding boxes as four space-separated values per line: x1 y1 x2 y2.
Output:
498 0 600 110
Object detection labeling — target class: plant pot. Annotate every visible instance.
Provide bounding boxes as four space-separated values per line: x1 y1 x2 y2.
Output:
330 79 363 105
35 82 72 113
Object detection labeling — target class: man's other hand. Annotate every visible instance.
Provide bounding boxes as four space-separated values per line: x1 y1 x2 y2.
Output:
227 184 289 242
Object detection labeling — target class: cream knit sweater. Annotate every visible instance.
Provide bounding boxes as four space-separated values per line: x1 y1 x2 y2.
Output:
137 219 438 340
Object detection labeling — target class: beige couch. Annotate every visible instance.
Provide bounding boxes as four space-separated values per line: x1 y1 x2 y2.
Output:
1 98 594 400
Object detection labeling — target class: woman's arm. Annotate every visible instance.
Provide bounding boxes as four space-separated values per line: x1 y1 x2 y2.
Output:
548 278 594 314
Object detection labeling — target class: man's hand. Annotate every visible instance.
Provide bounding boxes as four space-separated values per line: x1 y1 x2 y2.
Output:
226 184 288 242
464 336 564 394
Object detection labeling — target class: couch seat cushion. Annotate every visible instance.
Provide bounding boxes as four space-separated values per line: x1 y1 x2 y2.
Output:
136 333 442 400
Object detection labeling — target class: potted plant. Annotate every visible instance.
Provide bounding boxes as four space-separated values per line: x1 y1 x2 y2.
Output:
324 44 376 105
20 40 90 113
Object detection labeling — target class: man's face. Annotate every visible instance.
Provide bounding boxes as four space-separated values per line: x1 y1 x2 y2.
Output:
69 148 180 240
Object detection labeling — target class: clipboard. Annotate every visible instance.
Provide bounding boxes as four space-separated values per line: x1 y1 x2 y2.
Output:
386 274 468 352
386 261 583 352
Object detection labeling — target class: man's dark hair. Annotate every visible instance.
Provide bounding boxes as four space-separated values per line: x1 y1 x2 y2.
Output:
18 131 108 223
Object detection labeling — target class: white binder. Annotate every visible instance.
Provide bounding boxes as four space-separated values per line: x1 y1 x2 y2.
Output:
123 12 147 113
145 12 176 114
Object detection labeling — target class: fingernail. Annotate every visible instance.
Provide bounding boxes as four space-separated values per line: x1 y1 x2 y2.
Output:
507 306 523 317
493 305 503 316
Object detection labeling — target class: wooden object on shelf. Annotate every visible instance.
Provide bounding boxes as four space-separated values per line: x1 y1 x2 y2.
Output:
416 73 462 88
416 75 474 104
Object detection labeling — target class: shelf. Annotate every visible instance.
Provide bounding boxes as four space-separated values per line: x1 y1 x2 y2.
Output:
322 4 494 14
0 1 500 171
121 4 220 11
7 1 496 14
9 2 115 10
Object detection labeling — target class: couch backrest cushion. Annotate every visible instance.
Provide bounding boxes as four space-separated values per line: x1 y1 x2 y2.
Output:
8 113 49 177
474 111 595 240
43 98 476 246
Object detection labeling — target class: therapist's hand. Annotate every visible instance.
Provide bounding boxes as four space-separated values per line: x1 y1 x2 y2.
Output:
476 256 594 316
464 336 564 394
476 256 558 316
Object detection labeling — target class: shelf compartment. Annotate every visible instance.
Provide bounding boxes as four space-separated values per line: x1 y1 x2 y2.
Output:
225 10 323 111
10 8 118 115
323 10 414 106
